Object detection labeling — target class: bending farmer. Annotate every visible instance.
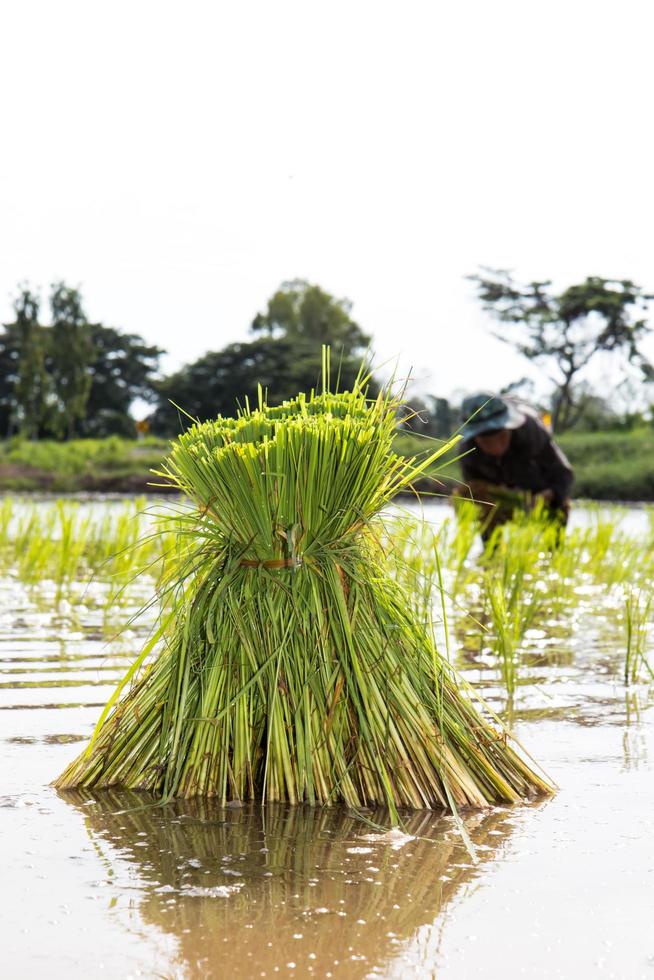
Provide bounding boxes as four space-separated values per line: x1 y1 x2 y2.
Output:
456 392 574 541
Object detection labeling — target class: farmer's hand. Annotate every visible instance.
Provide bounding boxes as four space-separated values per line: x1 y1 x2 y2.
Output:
535 490 571 521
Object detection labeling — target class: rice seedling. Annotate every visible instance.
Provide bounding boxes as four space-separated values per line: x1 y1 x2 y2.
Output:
384 512 443 628
444 499 480 592
623 587 654 685
0 497 170 592
397 501 640 698
460 511 555 695
56 372 552 815
575 510 640 587
484 575 522 696
453 480 533 546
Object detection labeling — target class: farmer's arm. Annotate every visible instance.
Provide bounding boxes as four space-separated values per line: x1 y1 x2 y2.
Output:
533 426 574 508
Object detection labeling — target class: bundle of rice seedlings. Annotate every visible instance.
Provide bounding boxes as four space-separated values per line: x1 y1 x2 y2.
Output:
56 371 553 815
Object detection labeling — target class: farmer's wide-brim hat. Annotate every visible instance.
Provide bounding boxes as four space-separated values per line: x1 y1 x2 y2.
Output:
460 392 526 440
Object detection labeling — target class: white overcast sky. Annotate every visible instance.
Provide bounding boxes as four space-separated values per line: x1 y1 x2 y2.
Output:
1 0 653 402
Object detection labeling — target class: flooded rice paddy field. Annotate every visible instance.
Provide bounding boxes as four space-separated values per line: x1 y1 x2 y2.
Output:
1 497 653 979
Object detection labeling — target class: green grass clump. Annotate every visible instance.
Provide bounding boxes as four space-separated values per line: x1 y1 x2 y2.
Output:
55 375 552 815
391 498 654 700
0 497 170 594
624 588 654 685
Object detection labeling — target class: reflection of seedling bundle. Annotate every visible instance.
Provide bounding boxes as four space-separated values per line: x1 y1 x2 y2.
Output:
61 789 526 978
57 377 552 813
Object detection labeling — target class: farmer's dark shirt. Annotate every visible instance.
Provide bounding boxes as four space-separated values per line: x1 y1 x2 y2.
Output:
460 411 574 507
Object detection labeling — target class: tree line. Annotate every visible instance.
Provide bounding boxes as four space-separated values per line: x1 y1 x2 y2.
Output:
1 273 651 441
0 280 374 440
0 284 161 439
0 279 377 440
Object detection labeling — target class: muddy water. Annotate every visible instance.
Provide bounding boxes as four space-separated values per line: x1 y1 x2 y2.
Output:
1 504 654 978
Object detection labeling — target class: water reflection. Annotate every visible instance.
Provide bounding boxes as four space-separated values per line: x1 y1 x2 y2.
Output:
622 688 652 771
61 791 532 978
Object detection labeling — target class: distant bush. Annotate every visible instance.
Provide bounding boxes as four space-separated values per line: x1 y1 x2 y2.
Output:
0 437 168 491
556 429 654 500
558 427 654 463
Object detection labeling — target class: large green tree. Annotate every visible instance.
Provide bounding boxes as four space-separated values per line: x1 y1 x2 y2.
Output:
0 283 163 439
0 322 20 437
80 324 163 436
0 287 49 438
251 279 370 354
14 288 49 439
469 269 654 431
49 283 94 439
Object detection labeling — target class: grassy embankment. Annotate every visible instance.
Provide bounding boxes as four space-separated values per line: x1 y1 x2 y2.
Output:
1 427 653 500
0 436 169 493
558 429 654 501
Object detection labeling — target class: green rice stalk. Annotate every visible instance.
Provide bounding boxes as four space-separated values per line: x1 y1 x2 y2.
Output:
624 587 654 685
56 369 553 814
